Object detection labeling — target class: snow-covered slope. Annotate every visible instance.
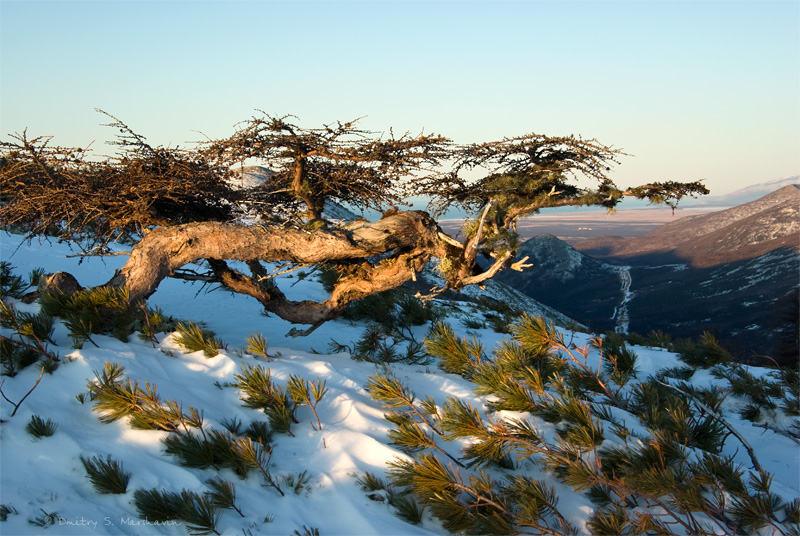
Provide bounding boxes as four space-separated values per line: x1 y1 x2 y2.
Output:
1 233 798 536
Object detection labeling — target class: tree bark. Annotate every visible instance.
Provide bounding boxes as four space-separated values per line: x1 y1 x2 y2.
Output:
106 211 456 325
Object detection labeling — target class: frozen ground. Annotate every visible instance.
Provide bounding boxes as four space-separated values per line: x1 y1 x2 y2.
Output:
0 233 797 536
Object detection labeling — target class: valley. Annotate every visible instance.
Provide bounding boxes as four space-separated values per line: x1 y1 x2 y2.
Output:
494 184 800 366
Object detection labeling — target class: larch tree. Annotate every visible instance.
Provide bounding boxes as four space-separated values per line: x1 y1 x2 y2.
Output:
0 111 708 334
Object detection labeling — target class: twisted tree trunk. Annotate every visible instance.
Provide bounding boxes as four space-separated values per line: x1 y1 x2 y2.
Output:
106 211 463 327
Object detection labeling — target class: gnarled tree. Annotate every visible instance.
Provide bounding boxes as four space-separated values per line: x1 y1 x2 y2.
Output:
0 111 708 333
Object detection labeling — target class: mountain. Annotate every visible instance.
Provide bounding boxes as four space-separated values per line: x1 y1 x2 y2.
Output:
499 187 800 364
624 246 798 361
1 233 798 536
689 176 800 207
574 184 800 268
495 234 624 333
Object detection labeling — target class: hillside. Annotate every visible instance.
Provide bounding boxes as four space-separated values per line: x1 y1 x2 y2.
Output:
575 184 800 268
495 234 623 333
1 233 798 536
498 187 800 364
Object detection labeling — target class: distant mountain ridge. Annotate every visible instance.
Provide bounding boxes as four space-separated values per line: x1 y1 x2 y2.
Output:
689 176 800 207
574 184 800 267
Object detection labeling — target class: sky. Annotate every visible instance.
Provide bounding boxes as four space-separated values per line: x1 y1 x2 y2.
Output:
1 0 798 196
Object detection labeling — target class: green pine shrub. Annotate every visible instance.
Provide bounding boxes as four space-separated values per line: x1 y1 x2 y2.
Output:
0 336 39 377
0 300 57 376
646 329 673 349
356 471 389 496
233 363 298 435
230 436 284 496
343 290 401 324
425 321 485 378
281 470 313 495
355 471 426 523
26 414 57 439
317 265 340 293
476 296 522 320
162 429 255 478
396 294 436 326
292 526 320 536
137 305 177 345
35 284 176 348
0 503 18 522
40 287 136 347
205 477 244 517
622 330 646 346
286 375 327 430
244 332 270 360
86 362 203 432
177 490 222 536
460 315 485 330
133 488 222 535
80 455 131 494
371 313 799 535
0 262 28 299
132 488 182 522
346 323 431 364
243 420 272 445
219 416 242 435
601 332 639 385
390 493 426 525
675 331 732 368
0 301 55 345
0 262 41 299
174 322 225 358
352 323 394 361
365 372 466 468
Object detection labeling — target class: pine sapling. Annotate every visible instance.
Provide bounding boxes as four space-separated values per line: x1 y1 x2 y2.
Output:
178 490 222 536
174 322 225 357
26 414 57 439
80 455 131 494
0 300 59 378
0 262 32 298
385 411 465 468
245 332 270 360
0 503 18 522
424 321 485 378
219 416 243 435
292 526 320 536
281 470 314 495
231 437 284 496
205 477 243 517
133 488 183 522
390 493 426 525
287 375 327 430
28 509 59 528
365 372 441 434
243 420 272 445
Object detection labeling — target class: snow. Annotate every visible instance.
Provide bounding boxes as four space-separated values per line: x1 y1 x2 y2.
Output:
1 232 798 535
610 265 633 334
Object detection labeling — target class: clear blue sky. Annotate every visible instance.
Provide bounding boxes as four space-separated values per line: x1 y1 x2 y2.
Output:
1 0 798 195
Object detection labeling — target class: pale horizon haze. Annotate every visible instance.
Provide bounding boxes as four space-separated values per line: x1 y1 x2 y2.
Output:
1 0 798 197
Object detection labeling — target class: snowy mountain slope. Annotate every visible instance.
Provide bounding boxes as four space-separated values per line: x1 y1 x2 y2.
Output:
1 233 798 536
